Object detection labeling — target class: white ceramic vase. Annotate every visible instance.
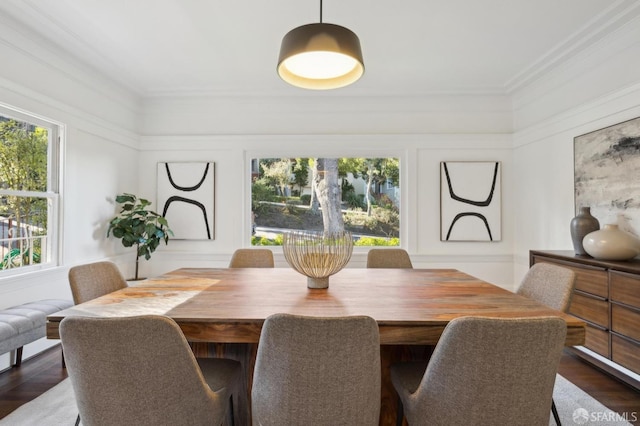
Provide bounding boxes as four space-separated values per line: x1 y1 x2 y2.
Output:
582 224 640 261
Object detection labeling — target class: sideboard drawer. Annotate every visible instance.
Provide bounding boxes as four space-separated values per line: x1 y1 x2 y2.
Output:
533 257 608 298
611 271 640 309
530 251 640 390
584 324 610 358
571 266 608 298
611 334 640 375
569 292 609 328
612 303 640 342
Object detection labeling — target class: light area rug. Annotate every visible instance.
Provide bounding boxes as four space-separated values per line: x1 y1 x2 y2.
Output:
551 375 634 425
0 375 633 425
0 379 79 426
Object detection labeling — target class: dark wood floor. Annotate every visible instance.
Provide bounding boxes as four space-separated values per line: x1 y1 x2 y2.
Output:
0 345 69 419
1 345 639 423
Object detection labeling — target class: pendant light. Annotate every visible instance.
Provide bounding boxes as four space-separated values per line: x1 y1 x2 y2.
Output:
277 0 364 90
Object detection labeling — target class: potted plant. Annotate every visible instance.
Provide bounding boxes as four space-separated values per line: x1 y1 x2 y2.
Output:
107 193 172 280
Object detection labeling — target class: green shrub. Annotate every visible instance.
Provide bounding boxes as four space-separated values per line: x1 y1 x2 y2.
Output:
373 193 397 210
354 237 400 246
345 193 365 209
341 180 355 199
300 194 311 204
252 182 276 213
343 208 364 227
364 207 400 237
252 234 284 246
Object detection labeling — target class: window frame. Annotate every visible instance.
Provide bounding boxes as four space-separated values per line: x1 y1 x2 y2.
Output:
0 103 63 276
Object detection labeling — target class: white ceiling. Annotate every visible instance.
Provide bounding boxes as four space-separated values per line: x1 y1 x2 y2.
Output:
1 0 639 98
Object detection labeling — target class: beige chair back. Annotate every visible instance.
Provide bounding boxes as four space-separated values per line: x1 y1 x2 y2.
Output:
391 316 566 426
517 263 576 312
228 248 274 268
366 248 413 268
68 261 128 304
252 313 381 426
60 315 236 426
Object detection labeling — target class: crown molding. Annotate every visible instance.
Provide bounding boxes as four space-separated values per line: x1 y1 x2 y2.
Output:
0 5 141 109
505 0 640 94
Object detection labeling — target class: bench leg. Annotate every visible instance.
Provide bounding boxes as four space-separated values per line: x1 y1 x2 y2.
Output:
11 347 23 367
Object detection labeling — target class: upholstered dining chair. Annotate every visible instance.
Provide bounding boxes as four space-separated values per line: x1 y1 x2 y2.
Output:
68 261 128 304
60 315 241 426
516 262 576 426
228 248 274 268
366 248 413 269
252 313 381 426
390 316 566 426
517 262 576 312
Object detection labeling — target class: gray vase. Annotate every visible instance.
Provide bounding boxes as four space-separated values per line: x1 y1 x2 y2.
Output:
570 207 600 255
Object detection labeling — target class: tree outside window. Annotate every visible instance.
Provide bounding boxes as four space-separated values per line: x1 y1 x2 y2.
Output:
251 157 400 246
0 111 59 272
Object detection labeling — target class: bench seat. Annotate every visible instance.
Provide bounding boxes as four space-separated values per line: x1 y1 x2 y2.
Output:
0 299 73 367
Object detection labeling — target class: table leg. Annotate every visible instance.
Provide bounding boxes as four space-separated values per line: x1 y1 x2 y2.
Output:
380 345 434 426
191 342 257 426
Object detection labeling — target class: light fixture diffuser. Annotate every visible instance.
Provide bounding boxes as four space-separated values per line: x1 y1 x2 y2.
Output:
277 7 364 90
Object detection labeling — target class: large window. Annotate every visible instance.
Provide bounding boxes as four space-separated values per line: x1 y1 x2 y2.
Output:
251 157 400 246
0 106 61 274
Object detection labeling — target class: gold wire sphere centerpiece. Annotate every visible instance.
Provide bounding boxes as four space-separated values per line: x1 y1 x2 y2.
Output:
282 230 353 289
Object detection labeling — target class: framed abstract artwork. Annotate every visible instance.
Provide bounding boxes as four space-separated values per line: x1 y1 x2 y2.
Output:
574 116 640 232
157 162 215 240
440 161 501 241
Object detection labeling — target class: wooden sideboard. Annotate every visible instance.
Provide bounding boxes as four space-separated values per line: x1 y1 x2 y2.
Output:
530 250 640 389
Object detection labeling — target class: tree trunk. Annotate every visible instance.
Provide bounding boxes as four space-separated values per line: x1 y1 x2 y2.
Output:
309 161 320 214
314 158 344 234
365 162 374 216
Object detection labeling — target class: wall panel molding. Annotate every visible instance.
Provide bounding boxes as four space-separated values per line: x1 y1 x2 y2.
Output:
140 94 513 136
513 82 640 148
140 133 514 151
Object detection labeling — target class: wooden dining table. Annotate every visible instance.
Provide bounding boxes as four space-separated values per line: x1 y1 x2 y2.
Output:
47 267 585 426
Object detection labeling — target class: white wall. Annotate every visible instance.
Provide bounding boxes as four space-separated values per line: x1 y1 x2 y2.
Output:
0 14 141 302
0 14 140 367
138 95 516 288
512 15 640 280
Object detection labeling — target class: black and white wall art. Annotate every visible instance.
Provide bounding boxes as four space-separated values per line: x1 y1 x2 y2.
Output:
440 161 501 241
574 116 640 233
157 162 215 240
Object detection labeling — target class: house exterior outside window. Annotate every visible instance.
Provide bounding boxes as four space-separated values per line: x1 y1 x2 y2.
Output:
0 105 62 275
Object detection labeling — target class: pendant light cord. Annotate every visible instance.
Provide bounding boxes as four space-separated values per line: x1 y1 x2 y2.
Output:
320 0 323 23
